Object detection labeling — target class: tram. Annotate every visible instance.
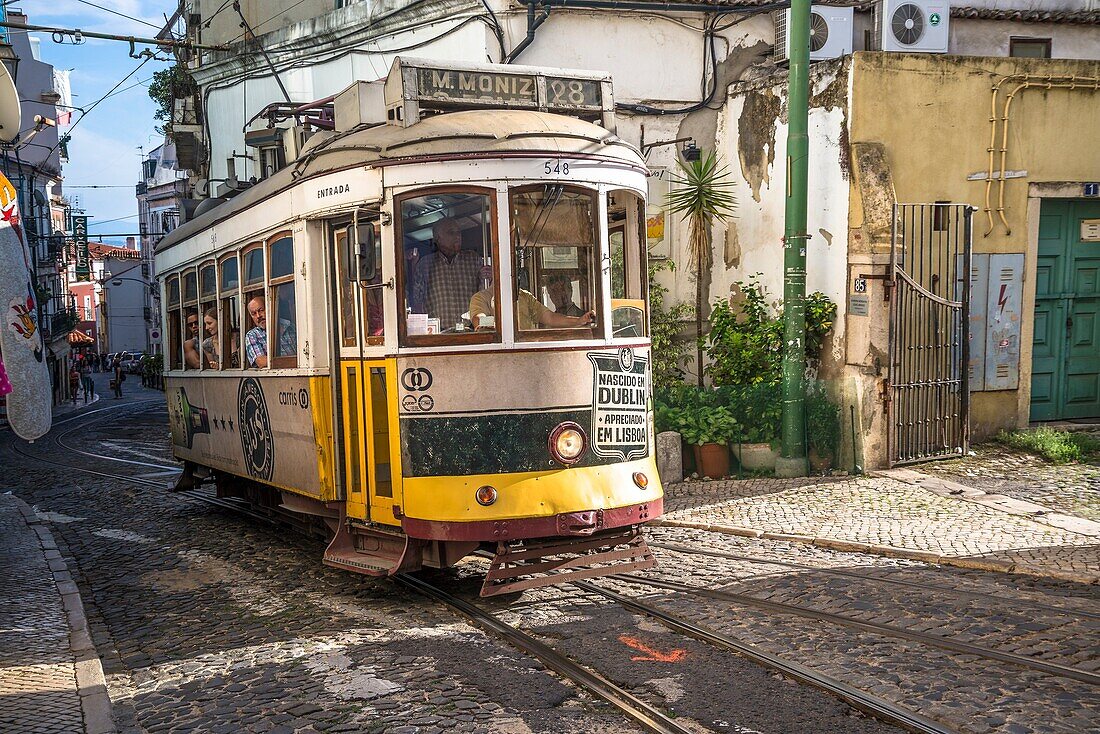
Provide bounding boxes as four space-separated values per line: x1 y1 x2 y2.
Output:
155 58 662 595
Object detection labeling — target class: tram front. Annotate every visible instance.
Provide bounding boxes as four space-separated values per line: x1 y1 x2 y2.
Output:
325 60 663 595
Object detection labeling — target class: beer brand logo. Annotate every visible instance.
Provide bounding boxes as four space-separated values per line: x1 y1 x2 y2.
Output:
588 351 649 461
238 377 274 481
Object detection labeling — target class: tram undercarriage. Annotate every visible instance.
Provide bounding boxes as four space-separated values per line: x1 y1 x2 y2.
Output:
183 465 657 596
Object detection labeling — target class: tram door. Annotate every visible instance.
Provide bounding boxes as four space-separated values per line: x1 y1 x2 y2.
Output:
332 218 400 526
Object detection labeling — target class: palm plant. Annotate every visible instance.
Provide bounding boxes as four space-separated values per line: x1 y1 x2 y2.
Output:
666 150 737 386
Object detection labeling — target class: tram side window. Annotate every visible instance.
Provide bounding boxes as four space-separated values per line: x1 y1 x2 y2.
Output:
219 256 241 369
267 235 298 367
242 245 267 368
608 189 648 339
166 276 182 370
510 185 599 341
182 270 200 370
198 262 218 369
400 191 495 343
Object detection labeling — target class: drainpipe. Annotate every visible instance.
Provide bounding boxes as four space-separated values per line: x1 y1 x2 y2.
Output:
777 0 810 478
508 3 551 63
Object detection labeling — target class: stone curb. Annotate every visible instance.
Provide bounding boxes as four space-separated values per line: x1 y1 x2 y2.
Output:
650 519 1100 585
873 468 1100 538
13 497 116 734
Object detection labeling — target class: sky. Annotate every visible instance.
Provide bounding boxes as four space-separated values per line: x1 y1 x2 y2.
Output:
11 1 178 245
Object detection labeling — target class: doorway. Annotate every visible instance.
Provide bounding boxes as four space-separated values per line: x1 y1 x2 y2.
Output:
1030 199 1100 421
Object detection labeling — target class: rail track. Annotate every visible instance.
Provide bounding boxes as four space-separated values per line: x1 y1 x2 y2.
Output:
650 540 1100 622
607 573 1100 687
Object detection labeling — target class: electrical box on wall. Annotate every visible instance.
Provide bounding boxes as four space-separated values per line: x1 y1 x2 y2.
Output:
957 254 1024 392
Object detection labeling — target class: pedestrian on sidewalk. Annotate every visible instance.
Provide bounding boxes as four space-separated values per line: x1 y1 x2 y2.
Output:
68 364 80 404
111 358 124 399
81 363 94 404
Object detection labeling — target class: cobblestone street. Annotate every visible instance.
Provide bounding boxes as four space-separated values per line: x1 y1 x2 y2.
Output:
659 444 1100 583
2 388 1098 733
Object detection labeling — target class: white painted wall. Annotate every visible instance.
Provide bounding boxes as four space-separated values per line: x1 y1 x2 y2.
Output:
951 19 1100 58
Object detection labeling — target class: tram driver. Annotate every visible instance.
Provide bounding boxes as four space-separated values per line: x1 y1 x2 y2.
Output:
469 281 595 331
408 217 489 332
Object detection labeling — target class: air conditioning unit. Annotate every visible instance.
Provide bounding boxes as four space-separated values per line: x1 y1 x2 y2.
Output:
875 0 950 53
774 6 854 64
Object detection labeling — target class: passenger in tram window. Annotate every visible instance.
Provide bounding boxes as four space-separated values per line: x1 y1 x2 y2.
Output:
245 295 296 368
546 271 585 317
183 310 203 369
409 217 486 332
201 308 222 368
469 283 595 332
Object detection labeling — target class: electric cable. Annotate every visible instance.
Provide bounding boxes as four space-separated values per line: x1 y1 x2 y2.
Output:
71 0 165 32
38 55 154 163
224 0 314 46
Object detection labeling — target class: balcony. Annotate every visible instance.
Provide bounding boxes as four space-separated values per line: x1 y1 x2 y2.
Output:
50 308 79 339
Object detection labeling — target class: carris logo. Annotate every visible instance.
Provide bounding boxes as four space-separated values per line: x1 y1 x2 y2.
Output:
317 184 350 199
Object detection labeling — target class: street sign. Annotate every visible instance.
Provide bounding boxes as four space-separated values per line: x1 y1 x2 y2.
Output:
72 215 90 281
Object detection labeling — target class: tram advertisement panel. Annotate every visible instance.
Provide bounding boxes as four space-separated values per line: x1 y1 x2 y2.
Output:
397 348 651 477
166 375 323 495
588 348 649 461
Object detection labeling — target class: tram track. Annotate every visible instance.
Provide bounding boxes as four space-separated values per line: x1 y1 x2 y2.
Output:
606 573 1100 687
573 580 955 734
650 540 1100 622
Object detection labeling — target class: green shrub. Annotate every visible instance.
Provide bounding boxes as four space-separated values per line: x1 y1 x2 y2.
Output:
667 404 739 447
716 383 781 444
703 276 836 388
648 258 694 389
806 381 841 458
996 428 1100 464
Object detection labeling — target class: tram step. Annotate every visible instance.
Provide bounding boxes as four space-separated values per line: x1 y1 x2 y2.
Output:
323 522 422 577
481 527 656 597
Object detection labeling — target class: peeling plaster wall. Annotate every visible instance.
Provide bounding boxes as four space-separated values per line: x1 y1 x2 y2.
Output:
718 62 852 364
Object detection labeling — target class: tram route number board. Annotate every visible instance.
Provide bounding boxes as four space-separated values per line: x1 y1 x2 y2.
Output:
415 69 602 111
588 349 649 462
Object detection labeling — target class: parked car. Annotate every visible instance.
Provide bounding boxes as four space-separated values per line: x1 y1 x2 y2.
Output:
121 352 145 373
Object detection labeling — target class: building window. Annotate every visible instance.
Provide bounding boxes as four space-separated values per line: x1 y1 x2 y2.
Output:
1009 37 1051 58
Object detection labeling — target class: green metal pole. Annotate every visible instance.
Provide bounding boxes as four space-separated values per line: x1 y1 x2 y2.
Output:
777 0 810 478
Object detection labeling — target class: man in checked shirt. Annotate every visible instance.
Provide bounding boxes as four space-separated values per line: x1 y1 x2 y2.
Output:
409 217 487 331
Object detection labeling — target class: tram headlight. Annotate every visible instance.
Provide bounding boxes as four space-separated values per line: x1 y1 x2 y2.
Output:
549 422 587 466
475 485 498 506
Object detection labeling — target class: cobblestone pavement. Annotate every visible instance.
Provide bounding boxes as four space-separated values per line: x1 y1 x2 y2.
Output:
922 434 1100 523
661 472 1100 582
0 493 85 734
1 397 916 734
611 526 1099 734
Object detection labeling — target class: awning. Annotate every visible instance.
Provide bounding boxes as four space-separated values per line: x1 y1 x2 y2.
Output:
68 330 95 345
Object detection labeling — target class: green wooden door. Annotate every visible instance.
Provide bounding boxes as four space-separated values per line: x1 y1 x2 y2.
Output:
1031 199 1100 421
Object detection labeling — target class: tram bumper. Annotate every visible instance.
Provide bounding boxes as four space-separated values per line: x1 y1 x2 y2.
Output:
481 525 656 597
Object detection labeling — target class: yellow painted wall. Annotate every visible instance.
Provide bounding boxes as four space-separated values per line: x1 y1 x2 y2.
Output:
848 52 1100 441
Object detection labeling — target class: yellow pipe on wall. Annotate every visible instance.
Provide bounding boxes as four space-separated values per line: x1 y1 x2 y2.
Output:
985 74 1099 238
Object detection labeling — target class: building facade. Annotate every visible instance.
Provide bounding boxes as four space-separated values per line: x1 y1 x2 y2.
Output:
137 140 189 355
163 0 1100 467
1 7 78 405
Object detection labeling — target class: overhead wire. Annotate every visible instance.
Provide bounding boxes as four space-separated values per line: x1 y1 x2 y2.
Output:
71 0 165 32
39 55 155 162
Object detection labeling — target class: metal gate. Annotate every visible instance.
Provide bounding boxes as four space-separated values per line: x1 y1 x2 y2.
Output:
887 203 973 466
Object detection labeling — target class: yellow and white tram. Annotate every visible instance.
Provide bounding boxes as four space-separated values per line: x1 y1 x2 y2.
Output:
155 58 662 595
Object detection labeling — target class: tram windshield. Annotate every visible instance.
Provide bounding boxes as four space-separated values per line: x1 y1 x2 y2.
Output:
400 191 495 342
509 185 599 341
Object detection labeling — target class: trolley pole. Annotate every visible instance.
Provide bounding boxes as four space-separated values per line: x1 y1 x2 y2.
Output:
776 0 811 478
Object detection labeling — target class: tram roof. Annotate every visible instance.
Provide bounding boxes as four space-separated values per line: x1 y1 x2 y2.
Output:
156 110 645 255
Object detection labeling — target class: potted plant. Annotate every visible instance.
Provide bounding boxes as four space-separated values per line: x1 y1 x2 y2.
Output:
675 404 737 479
806 382 840 473
723 383 780 471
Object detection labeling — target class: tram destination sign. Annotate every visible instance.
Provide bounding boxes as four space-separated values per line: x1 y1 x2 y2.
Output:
412 67 604 112
588 348 649 462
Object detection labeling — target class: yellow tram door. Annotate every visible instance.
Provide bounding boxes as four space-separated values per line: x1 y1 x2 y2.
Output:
332 217 400 526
